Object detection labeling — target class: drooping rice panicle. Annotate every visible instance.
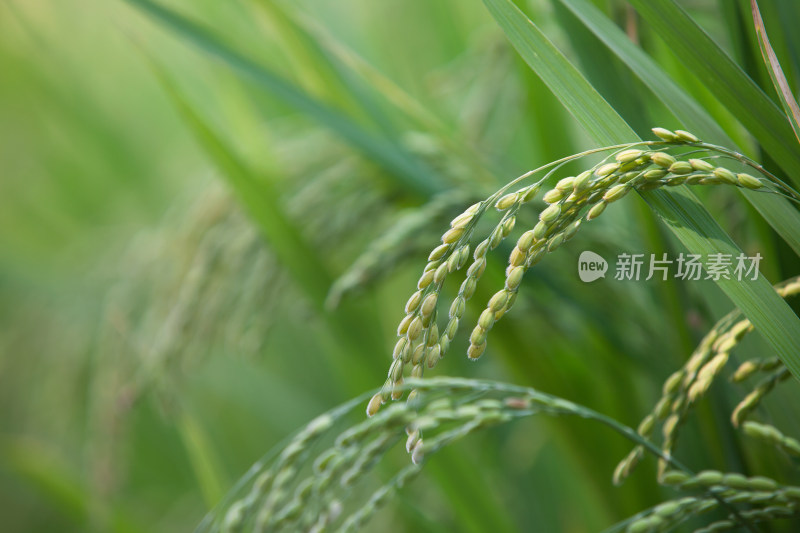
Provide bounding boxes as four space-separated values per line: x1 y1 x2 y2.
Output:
373 128 800 419
614 275 800 483
216 376 703 533
731 367 792 427
741 421 800 459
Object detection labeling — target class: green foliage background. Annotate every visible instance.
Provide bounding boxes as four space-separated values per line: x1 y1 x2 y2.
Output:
2 0 799 531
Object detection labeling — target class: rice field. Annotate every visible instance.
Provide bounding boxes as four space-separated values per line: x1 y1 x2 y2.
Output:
2 0 800 531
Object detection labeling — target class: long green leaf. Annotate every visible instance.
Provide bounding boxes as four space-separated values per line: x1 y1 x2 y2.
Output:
625 0 800 186
557 0 800 258
482 0 800 380
124 0 443 197
751 0 800 146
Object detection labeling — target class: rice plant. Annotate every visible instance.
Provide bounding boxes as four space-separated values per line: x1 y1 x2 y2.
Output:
3 0 800 532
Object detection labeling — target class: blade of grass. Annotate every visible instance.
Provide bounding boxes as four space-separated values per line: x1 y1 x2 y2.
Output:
750 0 800 146
482 0 800 383
123 0 444 197
557 0 800 258
625 0 800 187
177 410 226 508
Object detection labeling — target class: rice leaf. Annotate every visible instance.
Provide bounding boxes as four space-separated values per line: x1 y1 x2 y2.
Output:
124 0 444 197
750 0 800 146
625 0 800 186
557 0 800 258
482 0 800 380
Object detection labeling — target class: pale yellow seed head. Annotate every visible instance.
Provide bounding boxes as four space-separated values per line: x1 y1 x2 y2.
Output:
540 203 561 223
488 290 509 312
456 245 470 269
572 171 593 193
411 439 424 465
397 314 413 336
366 393 384 417
495 192 518 211
420 293 438 317
428 244 450 261
689 159 714 172
663 371 684 395
542 188 564 204
417 270 434 289
405 290 423 313
586 201 607 220
596 163 620 177
652 127 678 141
407 316 423 341
674 130 699 143
389 359 404 382
433 262 448 284
393 337 409 360
737 173 763 189
650 152 676 168
489 226 503 249
442 226 465 244
467 257 487 278
446 253 460 273
637 415 655 436
517 230 536 252
445 317 459 339
522 184 540 203
603 184 629 203
532 220 549 240
547 233 565 252
411 344 425 365
501 216 516 236
465 202 481 215
616 149 644 164
426 344 441 368
506 266 525 290
478 309 495 330
564 220 581 240
473 240 489 259
461 277 477 299
669 161 693 175
391 379 404 400
509 247 526 267
713 167 738 185
439 337 450 356
470 326 487 346
527 246 546 266
424 260 440 272
449 211 474 229
556 176 576 192
644 168 668 180
449 296 465 319
405 430 420 453
467 341 486 359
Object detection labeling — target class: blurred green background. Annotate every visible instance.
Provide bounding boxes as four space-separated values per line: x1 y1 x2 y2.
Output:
2 0 799 531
